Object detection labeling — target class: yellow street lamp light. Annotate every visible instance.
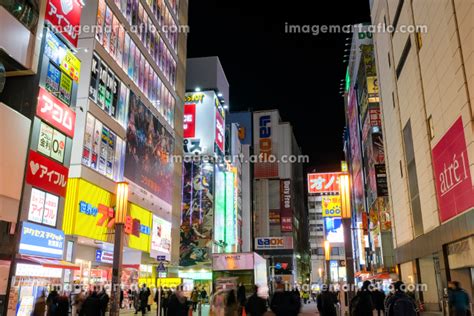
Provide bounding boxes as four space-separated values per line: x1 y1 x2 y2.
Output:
339 174 351 219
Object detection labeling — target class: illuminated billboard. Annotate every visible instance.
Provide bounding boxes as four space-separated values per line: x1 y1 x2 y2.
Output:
307 172 341 194
150 215 172 261
253 111 279 178
324 217 344 243
321 195 342 217
184 91 225 156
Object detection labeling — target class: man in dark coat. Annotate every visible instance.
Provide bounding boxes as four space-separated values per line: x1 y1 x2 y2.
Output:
350 281 374 316
245 286 267 316
270 281 301 316
371 284 386 316
138 284 150 315
316 286 337 316
80 291 101 316
167 289 188 316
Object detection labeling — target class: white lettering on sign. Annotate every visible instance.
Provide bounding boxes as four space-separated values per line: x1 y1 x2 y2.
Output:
439 152 468 196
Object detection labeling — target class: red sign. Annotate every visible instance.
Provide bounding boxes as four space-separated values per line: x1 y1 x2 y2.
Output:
37 87 76 138
280 209 293 232
215 111 224 152
45 0 83 47
307 173 341 194
183 104 196 138
25 150 69 197
96 204 141 237
432 117 474 222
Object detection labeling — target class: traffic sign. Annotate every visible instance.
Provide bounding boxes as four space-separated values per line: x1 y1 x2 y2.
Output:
156 261 166 272
157 255 166 261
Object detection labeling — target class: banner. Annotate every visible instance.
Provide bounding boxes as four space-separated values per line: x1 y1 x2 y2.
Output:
321 195 342 217
19 222 64 259
124 92 174 204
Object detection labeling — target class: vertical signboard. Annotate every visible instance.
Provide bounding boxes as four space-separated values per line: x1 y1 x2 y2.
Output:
253 111 279 178
280 179 292 232
44 0 83 47
307 173 341 194
432 117 474 222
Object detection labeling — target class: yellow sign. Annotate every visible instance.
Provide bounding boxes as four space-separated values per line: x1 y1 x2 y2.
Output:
61 50 81 82
321 195 342 217
341 161 348 172
63 179 151 252
156 278 182 289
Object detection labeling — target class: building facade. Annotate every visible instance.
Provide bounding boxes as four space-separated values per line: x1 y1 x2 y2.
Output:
370 0 474 311
343 24 395 282
253 109 309 286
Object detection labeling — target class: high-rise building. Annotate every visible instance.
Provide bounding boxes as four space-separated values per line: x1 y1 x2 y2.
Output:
253 109 309 286
370 0 474 310
1 0 189 312
343 24 395 280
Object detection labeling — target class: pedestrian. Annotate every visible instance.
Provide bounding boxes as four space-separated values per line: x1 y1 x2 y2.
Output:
237 283 247 315
210 287 226 316
302 291 310 304
384 281 417 316
448 281 471 316
46 287 59 316
371 284 386 316
350 280 374 316
74 290 86 316
245 285 267 316
147 287 154 312
138 284 150 316
270 280 301 316
201 286 208 304
120 289 124 309
191 287 199 311
98 288 109 316
316 286 337 316
167 288 188 316
56 293 69 316
80 291 101 316
33 291 47 316
224 289 238 316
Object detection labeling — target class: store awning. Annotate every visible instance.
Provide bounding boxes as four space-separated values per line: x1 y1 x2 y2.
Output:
20 255 80 270
368 272 392 280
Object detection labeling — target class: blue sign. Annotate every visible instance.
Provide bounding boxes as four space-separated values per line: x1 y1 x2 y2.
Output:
156 255 166 261
324 218 344 243
156 261 166 272
275 263 282 270
19 222 65 259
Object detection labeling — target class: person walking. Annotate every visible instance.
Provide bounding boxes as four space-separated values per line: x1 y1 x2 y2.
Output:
80 291 101 316
316 286 337 316
211 287 226 316
138 284 150 316
371 285 386 316
350 280 374 316
200 287 208 304
245 285 266 316
224 289 238 316
191 287 199 311
120 289 124 309
167 288 188 316
46 287 59 316
448 281 471 316
98 289 109 316
270 280 301 316
56 293 69 316
74 290 86 316
237 283 247 315
384 281 417 316
33 291 47 316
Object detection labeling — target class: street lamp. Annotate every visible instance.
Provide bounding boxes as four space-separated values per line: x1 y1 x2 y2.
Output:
339 171 355 302
324 240 331 284
110 182 128 316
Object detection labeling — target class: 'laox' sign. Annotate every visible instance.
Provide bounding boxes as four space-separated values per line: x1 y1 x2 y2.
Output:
37 87 76 138
432 117 474 222
255 237 293 250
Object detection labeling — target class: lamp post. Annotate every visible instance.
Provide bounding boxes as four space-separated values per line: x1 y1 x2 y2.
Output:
110 182 129 316
340 173 355 302
324 240 331 284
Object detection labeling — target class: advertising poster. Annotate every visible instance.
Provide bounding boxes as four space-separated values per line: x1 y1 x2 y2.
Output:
123 33 130 72
97 61 107 109
50 128 66 163
36 87 75 138
104 6 112 51
59 73 72 105
215 110 225 153
213 167 225 253
180 161 214 266
139 56 145 91
82 113 95 166
98 126 109 173
42 193 59 226
321 195 342 217
124 92 175 203
38 122 54 158
324 217 344 243
19 222 64 259
60 50 81 82
134 46 140 84
269 210 280 225
44 30 66 66
46 62 61 93
28 188 46 224
91 118 102 170
109 15 118 58
89 54 100 101
118 84 128 126
106 132 115 178
96 0 106 42
150 215 172 260
104 69 113 113
117 26 125 68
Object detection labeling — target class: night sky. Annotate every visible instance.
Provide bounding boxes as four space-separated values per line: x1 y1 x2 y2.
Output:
187 0 371 172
